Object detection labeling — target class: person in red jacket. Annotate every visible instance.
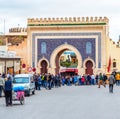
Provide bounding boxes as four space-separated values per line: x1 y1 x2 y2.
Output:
81 75 85 85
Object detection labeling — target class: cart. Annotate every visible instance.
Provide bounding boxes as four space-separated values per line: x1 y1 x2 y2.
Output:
12 86 25 105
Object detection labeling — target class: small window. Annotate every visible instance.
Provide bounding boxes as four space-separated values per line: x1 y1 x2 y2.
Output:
41 42 46 54
86 42 92 54
113 62 116 67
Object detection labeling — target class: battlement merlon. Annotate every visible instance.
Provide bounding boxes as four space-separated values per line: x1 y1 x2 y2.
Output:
27 17 109 25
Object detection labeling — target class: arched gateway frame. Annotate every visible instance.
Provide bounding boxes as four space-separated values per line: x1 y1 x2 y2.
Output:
83 57 95 75
50 44 82 74
38 57 49 74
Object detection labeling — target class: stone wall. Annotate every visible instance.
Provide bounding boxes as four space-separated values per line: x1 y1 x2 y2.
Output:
8 37 28 72
107 38 120 73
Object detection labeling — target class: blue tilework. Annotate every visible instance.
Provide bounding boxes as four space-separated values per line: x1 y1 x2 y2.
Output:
32 32 101 68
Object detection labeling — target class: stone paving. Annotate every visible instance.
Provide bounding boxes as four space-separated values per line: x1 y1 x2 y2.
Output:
0 85 120 119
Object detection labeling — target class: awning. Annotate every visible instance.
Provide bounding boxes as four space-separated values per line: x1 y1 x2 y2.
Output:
60 68 78 73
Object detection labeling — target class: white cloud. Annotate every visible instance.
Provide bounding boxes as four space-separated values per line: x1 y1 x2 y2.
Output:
0 0 120 41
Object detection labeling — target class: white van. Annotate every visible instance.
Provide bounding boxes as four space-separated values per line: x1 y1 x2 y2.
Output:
13 74 35 96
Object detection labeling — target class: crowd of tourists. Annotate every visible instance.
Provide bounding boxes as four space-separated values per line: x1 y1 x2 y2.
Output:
32 72 119 93
0 72 118 93
0 71 118 106
32 72 114 90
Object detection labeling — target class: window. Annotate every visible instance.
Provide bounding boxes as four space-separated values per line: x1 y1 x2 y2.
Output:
41 42 46 54
13 77 29 83
86 42 92 54
113 62 116 67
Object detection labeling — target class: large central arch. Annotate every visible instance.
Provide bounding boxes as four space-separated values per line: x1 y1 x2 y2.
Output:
50 44 82 74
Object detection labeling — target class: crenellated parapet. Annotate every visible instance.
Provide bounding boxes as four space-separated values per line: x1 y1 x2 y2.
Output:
27 17 109 26
109 38 120 48
117 39 120 47
9 27 27 33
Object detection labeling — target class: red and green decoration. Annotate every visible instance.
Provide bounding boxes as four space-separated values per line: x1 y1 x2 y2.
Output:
22 64 26 68
32 68 36 72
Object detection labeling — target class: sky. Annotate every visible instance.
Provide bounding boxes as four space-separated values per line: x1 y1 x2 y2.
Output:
0 0 120 42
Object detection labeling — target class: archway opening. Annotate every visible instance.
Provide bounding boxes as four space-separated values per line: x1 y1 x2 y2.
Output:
40 60 48 74
55 49 78 76
50 44 82 75
85 60 93 75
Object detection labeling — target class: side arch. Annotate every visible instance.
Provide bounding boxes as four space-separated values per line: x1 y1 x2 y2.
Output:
38 57 49 68
83 57 95 69
83 57 95 74
37 57 49 74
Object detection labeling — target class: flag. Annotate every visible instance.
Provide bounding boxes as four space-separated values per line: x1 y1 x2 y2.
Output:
107 56 111 72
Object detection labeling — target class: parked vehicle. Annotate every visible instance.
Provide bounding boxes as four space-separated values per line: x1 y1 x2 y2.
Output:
13 74 35 96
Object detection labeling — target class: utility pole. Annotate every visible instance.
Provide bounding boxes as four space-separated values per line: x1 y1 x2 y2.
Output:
0 18 5 35
3 19 5 35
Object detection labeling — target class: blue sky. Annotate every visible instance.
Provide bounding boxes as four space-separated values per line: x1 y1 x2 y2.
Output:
0 0 120 42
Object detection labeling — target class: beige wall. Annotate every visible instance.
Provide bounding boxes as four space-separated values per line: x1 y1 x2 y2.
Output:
27 17 109 74
8 38 28 72
106 38 120 73
6 17 120 75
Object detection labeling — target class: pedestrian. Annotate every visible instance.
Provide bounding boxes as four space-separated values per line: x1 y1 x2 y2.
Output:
95 74 98 84
4 76 12 106
98 73 105 88
48 73 52 90
103 73 107 87
87 74 91 85
91 74 95 85
115 73 120 86
108 74 116 93
0 73 5 97
33 73 38 90
37 76 41 90
51 74 55 88
81 75 85 85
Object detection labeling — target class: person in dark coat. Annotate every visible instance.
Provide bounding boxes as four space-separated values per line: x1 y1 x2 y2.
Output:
4 76 12 106
108 74 116 93
33 73 38 90
0 73 4 97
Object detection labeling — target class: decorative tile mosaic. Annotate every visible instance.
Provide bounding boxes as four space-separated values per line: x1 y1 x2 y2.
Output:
32 32 101 68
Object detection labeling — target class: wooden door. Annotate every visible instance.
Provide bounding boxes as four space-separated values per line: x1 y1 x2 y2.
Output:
41 60 48 74
85 60 93 75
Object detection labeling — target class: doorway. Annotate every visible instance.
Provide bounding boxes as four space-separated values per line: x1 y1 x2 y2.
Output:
40 60 48 74
85 60 93 75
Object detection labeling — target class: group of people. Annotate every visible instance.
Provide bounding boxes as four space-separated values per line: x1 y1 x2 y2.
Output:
97 72 116 93
33 72 116 93
33 73 61 90
33 73 100 90
0 71 117 107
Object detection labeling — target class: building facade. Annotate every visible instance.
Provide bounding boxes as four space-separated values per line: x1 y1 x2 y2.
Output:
0 46 21 74
5 17 120 75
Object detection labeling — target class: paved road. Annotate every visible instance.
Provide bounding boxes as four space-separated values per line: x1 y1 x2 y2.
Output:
0 85 120 119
